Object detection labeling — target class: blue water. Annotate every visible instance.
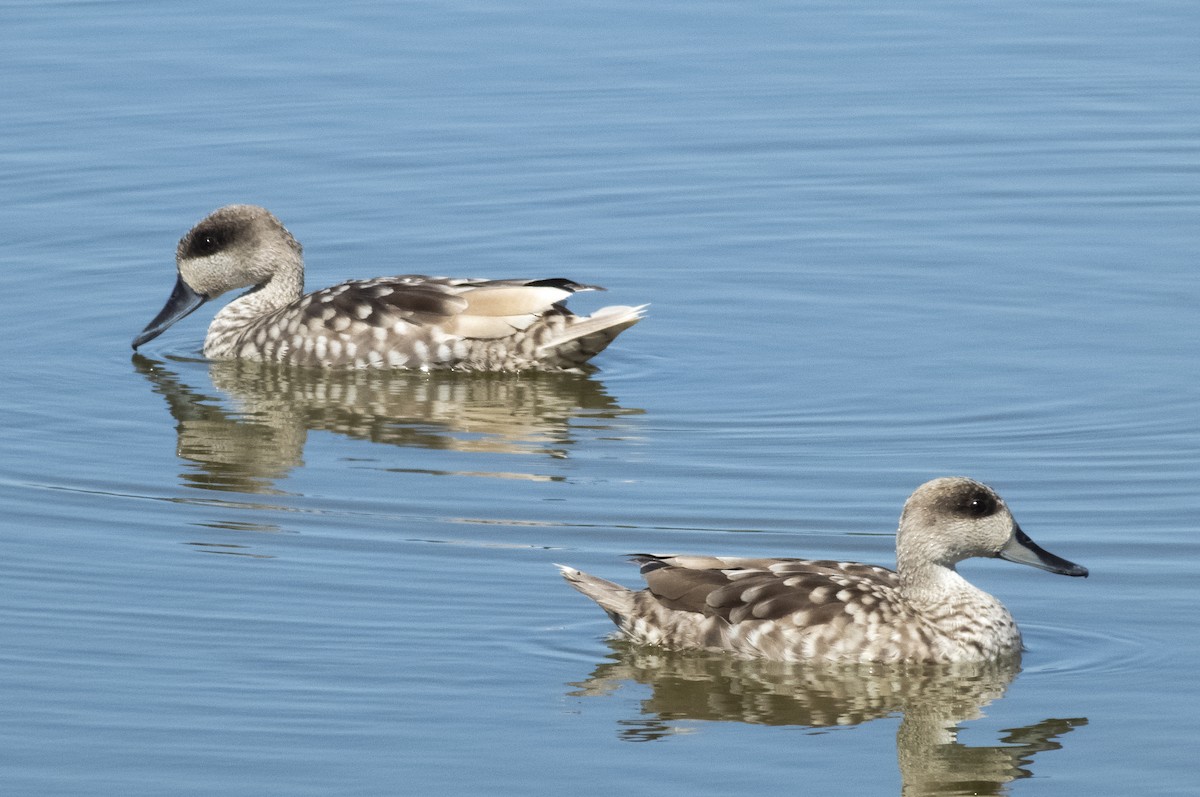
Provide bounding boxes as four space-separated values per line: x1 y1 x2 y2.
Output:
3 1 1199 794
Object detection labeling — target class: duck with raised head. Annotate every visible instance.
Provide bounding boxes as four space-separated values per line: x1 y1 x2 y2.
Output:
559 477 1087 663
132 205 645 371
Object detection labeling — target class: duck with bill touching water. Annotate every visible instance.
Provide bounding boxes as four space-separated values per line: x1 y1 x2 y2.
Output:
132 205 644 371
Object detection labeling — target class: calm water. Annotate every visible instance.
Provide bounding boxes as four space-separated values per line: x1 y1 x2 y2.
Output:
3 1 1198 794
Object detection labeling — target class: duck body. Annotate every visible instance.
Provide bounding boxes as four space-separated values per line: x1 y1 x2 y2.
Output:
560 478 1088 664
133 205 644 371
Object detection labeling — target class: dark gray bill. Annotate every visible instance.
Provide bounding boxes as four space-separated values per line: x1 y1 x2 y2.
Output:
132 275 208 350
998 524 1088 577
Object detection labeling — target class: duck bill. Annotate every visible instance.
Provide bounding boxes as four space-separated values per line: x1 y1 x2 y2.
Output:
132 275 208 350
998 525 1088 577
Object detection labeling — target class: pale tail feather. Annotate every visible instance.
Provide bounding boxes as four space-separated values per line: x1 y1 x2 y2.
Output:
538 304 647 368
557 564 635 625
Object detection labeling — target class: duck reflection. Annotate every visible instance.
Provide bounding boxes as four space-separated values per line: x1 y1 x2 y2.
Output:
570 640 1084 796
132 354 642 493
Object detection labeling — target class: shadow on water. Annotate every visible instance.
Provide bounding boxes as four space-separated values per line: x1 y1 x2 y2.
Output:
131 354 643 494
570 640 1085 796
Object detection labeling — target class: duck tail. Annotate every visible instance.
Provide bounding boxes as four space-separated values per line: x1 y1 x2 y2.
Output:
537 304 646 368
556 564 635 626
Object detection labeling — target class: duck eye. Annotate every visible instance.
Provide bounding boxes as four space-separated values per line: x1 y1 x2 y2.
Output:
188 227 229 257
964 494 997 518
194 233 220 255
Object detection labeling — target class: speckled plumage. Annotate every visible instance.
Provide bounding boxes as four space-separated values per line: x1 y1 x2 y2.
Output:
560 478 1087 664
133 205 645 370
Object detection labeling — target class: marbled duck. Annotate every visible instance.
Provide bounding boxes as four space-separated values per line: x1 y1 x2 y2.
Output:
559 478 1087 663
133 205 644 370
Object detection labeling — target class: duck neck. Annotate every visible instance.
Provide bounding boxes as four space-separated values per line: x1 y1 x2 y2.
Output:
898 560 996 611
205 266 304 356
898 560 1021 658
227 266 304 318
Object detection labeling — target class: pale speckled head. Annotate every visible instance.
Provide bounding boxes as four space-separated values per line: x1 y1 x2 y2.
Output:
173 205 302 298
133 205 303 350
897 477 1087 577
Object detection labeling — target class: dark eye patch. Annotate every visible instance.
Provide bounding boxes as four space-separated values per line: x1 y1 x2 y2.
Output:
183 222 235 258
956 489 998 518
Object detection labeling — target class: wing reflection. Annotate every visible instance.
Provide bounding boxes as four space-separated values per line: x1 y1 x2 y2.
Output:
569 640 1085 796
132 354 642 494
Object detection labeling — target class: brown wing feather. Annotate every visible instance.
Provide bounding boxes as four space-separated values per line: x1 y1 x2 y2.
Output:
634 554 899 624
640 566 731 615
300 276 595 335
301 280 469 330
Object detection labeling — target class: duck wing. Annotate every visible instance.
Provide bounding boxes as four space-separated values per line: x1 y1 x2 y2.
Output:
300 276 596 339
631 554 900 625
